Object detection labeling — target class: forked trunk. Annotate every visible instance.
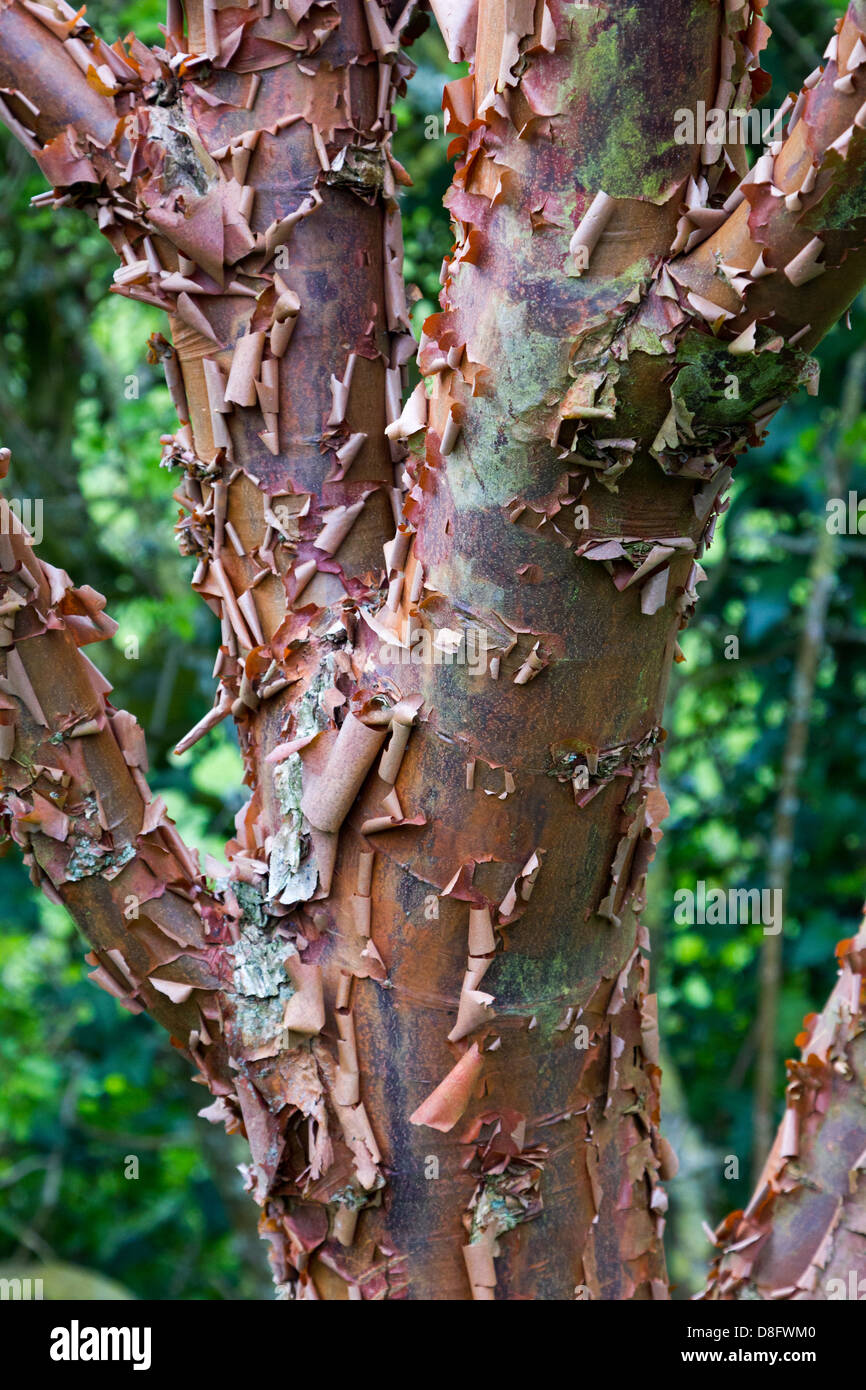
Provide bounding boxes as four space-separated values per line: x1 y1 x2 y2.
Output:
2 0 866 1300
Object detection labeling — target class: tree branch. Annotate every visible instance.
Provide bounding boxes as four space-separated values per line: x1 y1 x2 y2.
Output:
0 457 236 1097
0 1 119 150
701 909 866 1299
674 2 866 351
0 0 421 1299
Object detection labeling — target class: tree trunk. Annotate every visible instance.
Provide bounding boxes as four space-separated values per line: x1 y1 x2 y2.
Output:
0 0 423 1301
2 0 866 1300
703 915 866 1299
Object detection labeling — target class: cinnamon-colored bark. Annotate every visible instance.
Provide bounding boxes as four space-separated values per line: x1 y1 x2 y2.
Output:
702 922 866 1299
2 0 866 1300
0 473 236 1085
0 0 423 1300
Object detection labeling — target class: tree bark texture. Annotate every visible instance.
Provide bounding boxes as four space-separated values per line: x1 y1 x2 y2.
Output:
2 0 866 1300
703 917 866 1299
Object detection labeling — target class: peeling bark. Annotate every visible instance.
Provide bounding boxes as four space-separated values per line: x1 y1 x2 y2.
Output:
382 0 866 1300
702 920 866 1300
0 468 234 1077
2 0 866 1300
0 0 423 1301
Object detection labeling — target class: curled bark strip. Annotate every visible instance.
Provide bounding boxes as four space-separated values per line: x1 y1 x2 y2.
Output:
300 714 388 833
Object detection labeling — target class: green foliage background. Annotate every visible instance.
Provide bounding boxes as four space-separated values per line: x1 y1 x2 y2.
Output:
0 0 864 1298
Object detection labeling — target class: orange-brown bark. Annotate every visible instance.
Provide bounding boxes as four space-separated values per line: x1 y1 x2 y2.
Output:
0 0 422 1300
702 921 866 1300
377 0 866 1300
3 0 866 1301
0 467 235 1091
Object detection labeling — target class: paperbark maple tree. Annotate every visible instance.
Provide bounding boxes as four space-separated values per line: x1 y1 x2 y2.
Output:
702 915 866 1299
1 0 866 1301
